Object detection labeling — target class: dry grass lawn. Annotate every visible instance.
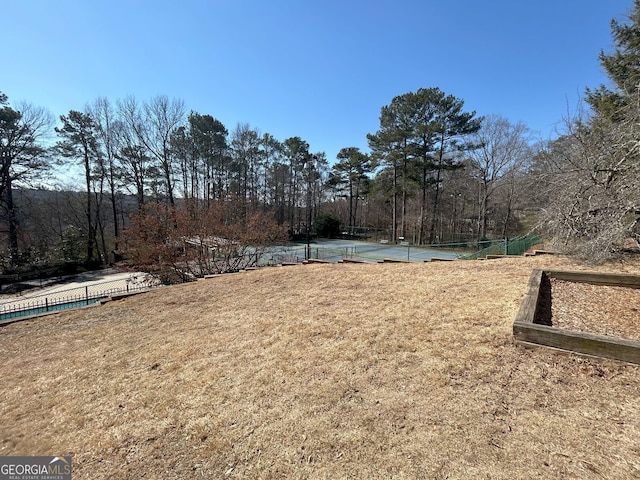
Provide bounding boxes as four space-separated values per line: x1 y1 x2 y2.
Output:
1 256 640 479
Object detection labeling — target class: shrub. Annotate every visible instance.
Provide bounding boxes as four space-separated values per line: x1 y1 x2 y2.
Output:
120 199 289 282
314 214 341 238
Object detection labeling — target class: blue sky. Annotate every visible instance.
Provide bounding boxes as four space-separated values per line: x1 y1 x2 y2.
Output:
2 0 632 165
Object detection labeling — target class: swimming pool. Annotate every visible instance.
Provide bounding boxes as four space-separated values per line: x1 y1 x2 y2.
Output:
0 297 106 321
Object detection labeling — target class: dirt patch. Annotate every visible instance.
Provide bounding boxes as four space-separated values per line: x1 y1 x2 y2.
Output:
1 256 640 479
551 278 640 341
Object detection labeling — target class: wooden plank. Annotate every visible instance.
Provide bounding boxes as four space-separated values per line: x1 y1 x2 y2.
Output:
514 269 544 325
513 322 640 365
342 258 371 264
545 270 640 288
514 340 634 363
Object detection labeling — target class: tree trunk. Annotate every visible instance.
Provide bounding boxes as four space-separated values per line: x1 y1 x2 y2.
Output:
110 167 119 258
6 178 18 261
348 180 354 235
428 164 442 244
392 162 398 243
428 138 446 244
84 150 95 262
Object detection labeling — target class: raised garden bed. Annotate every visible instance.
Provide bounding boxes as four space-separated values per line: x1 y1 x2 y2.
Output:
513 269 640 364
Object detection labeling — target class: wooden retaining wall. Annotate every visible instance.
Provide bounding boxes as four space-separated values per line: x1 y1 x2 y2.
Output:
513 269 640 365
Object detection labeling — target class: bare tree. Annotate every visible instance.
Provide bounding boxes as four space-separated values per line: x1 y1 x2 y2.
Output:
535 102 640 261
469 115 533 239
116 96 153 209
121 95 185 206
89 98 123 258
142 96 185 206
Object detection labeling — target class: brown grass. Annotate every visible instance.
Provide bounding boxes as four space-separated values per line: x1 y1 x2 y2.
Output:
1 256 640 479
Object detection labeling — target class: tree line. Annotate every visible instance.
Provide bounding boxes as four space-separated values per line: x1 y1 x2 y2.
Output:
0 94 332 269
0 87 537 271
1 0 639 274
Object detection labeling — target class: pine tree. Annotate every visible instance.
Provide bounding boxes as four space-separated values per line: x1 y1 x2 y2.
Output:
586 0 640 118
0 93 52 262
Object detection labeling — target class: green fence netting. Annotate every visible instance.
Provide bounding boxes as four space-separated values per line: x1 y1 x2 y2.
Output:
459 235 542 260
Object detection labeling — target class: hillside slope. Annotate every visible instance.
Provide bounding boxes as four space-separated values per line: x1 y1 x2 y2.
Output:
1 256 639 479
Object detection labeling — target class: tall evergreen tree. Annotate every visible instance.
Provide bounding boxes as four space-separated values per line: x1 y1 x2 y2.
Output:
367 87 481 243
56 111 102 263
0 93 53 261
282 136 311 231
230 123 261 203
586 0 640 118
260 133 284 213
329 147 374 235
367 95 417 242
422 89 482 243
188 112 228 204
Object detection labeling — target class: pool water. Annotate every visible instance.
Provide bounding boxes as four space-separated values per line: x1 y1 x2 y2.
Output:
0 298 105 321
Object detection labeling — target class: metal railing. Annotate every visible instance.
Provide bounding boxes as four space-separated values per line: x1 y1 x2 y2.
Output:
0 274 160 321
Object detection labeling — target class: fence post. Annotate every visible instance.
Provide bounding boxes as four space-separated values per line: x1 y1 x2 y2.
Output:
45 298 49 312
85 286 89 305
504 237 508 255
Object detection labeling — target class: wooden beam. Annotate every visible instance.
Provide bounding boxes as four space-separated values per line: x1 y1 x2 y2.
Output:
513 322 640 365
342 258 371 264
513 269 640 364
514 269 544 325
546 270 640 288
306 258 333 264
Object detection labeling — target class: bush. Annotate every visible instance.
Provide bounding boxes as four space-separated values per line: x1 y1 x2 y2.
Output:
314 214 341 238
120 199 289 282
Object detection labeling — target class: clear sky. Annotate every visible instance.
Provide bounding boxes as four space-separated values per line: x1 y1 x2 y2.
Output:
1 0 632 164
